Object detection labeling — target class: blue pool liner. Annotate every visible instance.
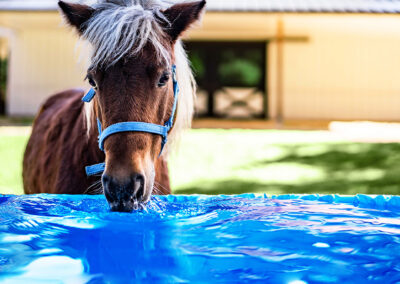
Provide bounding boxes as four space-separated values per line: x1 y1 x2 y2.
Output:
0 193 399 283
94 193 399 210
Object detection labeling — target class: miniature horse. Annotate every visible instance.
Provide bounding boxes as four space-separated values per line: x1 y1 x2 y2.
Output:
23 0 205 212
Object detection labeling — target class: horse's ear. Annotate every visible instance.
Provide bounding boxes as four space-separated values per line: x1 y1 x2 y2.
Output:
162 0 206 42
58 1 95 34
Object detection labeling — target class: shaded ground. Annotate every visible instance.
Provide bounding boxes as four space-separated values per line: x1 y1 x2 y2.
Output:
170 130 400 195
174 143 400 195
1 128 399 196
0 116 33 126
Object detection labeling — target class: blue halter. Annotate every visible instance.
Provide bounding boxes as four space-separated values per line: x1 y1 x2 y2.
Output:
82 65 179 176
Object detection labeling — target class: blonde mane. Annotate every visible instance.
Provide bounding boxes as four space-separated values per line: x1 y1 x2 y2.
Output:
81 0 196 155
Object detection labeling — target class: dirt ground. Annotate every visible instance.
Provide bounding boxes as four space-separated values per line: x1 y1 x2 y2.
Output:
1 119 400 143
0 126 31 136
193 119 400 143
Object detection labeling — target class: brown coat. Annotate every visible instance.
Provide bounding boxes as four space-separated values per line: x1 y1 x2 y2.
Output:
23 89 170 195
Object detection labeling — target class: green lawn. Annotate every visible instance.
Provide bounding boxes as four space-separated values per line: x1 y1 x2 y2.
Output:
1 129 400 195
0 135 29 194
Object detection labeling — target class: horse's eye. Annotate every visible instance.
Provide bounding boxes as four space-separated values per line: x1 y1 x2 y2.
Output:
158 72 170 87
87 76 97 89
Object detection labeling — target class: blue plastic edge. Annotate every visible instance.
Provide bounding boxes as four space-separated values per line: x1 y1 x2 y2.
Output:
1 194 399 211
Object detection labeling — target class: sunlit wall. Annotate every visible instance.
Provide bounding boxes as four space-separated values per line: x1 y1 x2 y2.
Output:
1 11 400 121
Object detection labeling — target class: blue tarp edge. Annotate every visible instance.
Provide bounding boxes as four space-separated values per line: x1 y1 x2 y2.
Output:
1 193 400 211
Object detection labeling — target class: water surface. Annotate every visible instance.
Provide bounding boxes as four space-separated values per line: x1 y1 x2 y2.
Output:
0 194 399 283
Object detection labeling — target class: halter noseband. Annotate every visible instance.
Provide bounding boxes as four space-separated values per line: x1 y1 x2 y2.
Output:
82 65 179 176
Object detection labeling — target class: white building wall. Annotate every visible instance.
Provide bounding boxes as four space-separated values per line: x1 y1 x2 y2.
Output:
189 13 400 121
0 12 88 116
7 29 87 115
282 15 400 121
1 11 400 121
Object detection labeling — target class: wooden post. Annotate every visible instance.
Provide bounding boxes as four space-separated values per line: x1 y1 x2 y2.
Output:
276 17 284 126
0 38 7 115
263 42 269 120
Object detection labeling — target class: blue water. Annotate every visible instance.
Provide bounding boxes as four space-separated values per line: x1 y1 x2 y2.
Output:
0 194 400 283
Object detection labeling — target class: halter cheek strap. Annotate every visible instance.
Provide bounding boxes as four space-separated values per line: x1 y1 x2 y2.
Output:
82 65 179 176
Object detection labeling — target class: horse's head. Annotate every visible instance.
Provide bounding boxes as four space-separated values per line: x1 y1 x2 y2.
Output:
59 0 205 211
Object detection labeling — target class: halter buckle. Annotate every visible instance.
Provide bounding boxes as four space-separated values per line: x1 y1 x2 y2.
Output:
82 88 96 103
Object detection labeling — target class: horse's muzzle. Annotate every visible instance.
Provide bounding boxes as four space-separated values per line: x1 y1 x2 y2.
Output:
102 173 145 212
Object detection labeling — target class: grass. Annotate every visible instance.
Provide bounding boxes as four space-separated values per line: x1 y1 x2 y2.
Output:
1 129 400 196
0 116 34 126
0 135 29 194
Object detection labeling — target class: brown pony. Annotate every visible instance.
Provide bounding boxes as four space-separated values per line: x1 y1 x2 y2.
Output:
23 0 205 212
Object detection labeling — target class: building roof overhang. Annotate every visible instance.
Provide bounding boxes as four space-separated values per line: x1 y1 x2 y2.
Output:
0 0 400 14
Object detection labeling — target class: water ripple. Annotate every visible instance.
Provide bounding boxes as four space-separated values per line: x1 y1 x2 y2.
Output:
0 194 399 282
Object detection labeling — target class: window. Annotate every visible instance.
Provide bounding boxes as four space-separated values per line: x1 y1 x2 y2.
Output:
186 41 267 119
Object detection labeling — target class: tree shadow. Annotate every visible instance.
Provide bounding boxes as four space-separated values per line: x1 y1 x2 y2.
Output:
174 143 400 195
248 143 400 172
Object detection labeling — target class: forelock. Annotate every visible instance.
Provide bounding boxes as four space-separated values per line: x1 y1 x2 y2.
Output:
82 0 175 67
82 1 197 152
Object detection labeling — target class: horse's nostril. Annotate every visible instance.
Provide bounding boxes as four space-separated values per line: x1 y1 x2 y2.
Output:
131 173 144 199
102 173 146 211
102 174 118 201
102 174 111 186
